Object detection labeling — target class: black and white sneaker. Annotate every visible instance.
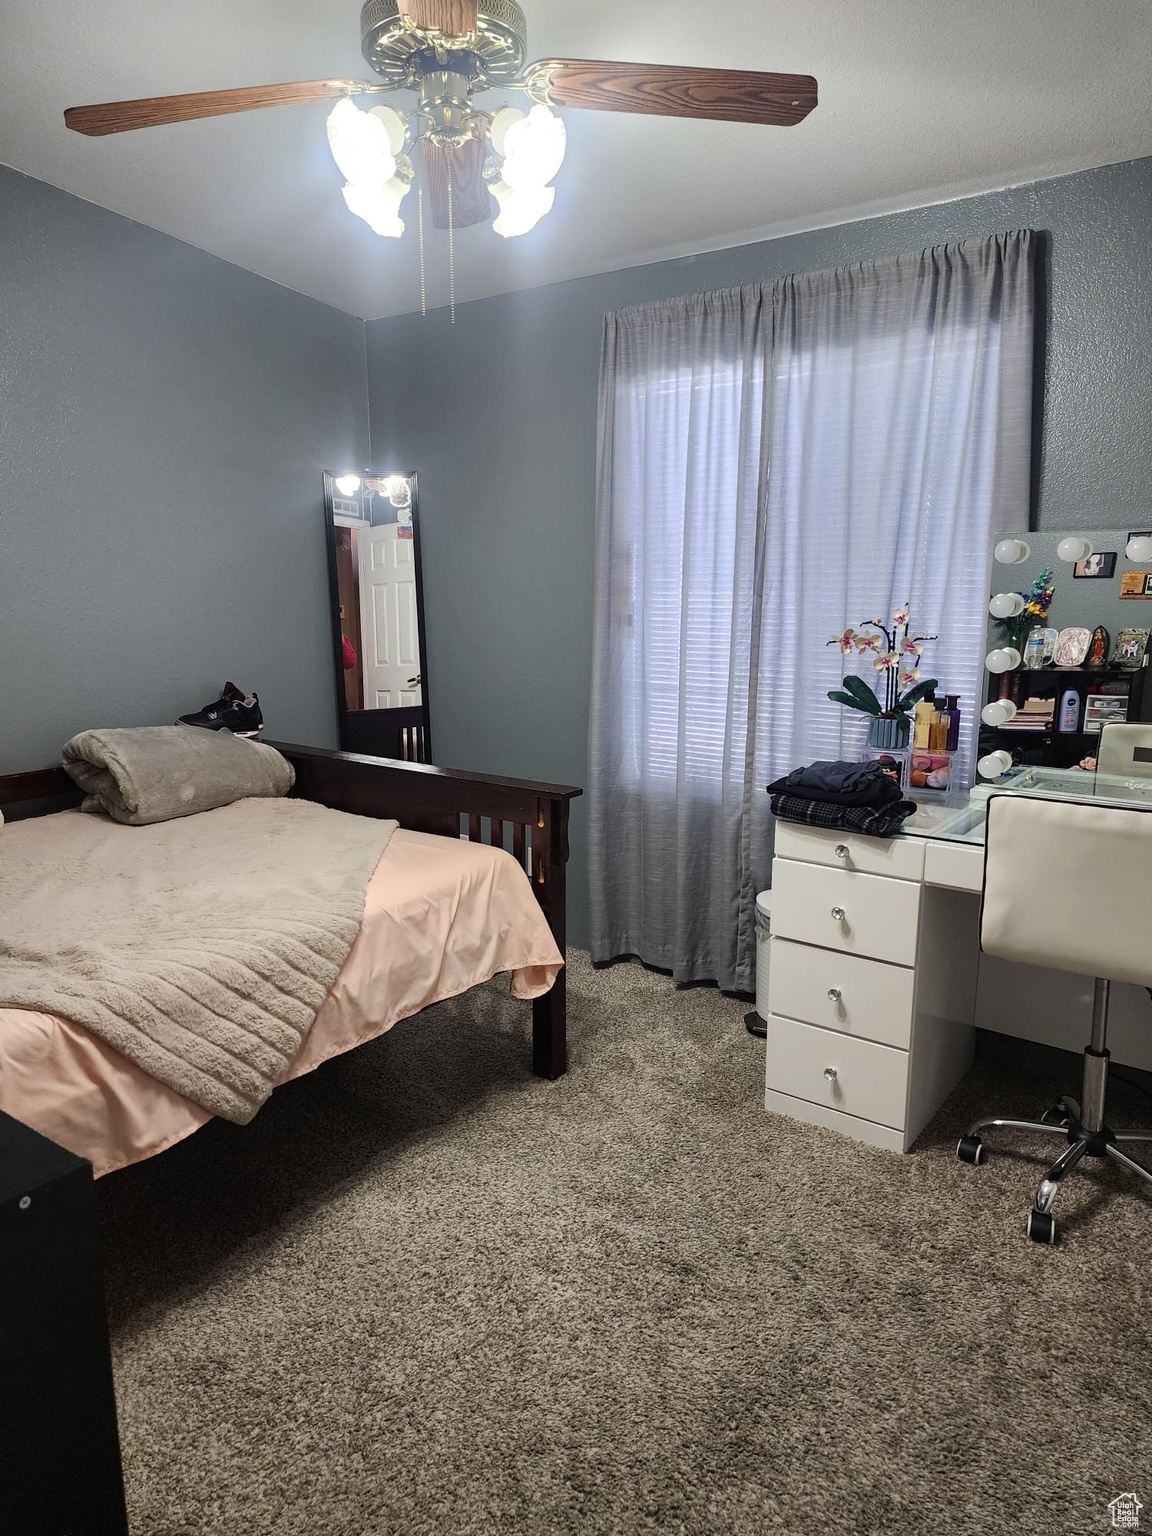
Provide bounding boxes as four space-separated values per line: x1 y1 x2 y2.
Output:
177 681 264 738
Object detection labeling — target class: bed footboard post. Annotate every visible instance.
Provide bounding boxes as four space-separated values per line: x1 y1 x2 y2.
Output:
532 795 569 1080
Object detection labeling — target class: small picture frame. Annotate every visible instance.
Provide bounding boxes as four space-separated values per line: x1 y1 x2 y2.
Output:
1110 628 1150 668
1073 551 1116 578
1120 571 1152 599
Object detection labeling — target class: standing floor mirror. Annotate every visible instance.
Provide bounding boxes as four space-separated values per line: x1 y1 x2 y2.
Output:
323 470 431 762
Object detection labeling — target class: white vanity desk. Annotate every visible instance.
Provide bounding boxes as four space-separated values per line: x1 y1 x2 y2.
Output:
765 770 1152 1152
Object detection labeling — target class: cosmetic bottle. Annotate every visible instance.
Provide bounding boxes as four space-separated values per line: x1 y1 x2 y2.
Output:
928 706 948 752
913 694 936 751
1058 688 1080 733
944 695 961 752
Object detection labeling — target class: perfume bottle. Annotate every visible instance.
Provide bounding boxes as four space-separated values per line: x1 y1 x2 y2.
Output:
928 706 949 752
944 695 961 752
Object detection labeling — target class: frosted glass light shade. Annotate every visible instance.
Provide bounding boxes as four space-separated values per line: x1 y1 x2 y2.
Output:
500 105 566 191
985 647 1021 674
491 180 555 237
341 176 410 238
1126 534 1152 562
981 699 1018 727
988 592 1025 619
334 473 361 497
490 106 526 156
977 750 1014 780
327 99 396 186
1056 536 1093 563
368 104 407 155
994 538 1031 565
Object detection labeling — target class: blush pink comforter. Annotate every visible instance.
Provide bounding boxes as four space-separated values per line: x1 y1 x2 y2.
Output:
0 829 562 1176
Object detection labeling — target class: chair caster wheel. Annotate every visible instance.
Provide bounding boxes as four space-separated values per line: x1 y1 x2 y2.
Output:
956 1135 985 1165
1041 1105 1069 1127
1027 1209 1057 1245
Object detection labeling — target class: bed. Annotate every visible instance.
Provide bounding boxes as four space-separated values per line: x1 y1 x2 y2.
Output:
0 740 582 1175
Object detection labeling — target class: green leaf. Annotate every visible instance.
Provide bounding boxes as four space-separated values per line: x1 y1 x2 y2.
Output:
828 688 880 715
897 678 939 711
841 674 883 713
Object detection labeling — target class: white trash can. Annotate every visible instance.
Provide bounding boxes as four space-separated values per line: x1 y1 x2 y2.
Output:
753 889 772 1024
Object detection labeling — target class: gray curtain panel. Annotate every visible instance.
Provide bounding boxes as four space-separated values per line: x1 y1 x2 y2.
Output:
588 232 1035 991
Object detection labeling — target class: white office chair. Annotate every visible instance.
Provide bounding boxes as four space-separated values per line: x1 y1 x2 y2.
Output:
957 793 1152 1244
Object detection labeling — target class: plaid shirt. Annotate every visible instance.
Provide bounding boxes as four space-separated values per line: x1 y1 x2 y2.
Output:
769 793 917 841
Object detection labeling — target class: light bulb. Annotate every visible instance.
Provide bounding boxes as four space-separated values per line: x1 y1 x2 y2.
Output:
491 180 555 238
1056 536 1092 563
327 99 396 187
988 592 1025 619
981 700 1018 727
334 474 361 497
993 538 1031 565
977 750 1014 780
500 104 566 191
342 176 411 238
1126 534 1152 562
985 647 1021 674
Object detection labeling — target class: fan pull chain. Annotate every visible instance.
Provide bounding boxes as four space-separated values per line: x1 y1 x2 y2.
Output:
417 184 427 318
446 157 456 325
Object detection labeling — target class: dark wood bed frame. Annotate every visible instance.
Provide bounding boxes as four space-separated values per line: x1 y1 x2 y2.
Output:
0 740 582 1079
0 743 581 1536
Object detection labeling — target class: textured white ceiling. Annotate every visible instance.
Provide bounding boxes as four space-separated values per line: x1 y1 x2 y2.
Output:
3 0 1151 319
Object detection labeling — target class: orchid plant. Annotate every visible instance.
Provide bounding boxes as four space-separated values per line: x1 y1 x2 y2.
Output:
826 606 939 719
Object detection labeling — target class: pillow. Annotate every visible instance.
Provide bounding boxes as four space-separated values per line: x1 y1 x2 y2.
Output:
62 726 294 826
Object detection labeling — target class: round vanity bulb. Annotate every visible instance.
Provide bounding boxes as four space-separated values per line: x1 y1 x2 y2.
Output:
985 647 1021 674
993 538 1032 565
334 473 361 497
1056 536 1092 563
977 750 1014 781
988 592 1025 619
1126 534 1152 562
981 699 1018 728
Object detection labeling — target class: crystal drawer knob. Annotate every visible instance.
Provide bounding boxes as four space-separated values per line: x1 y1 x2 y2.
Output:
831 906 846 921
823 1066 838 1083
827 987 842 1002
835 844 850 860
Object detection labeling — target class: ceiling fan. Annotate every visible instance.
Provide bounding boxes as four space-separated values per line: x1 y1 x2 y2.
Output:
64 0 817 248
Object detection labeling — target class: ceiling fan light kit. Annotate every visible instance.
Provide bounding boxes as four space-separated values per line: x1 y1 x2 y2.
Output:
64 0 817 311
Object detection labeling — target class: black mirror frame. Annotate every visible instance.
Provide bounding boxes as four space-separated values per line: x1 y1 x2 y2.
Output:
322 470 432 763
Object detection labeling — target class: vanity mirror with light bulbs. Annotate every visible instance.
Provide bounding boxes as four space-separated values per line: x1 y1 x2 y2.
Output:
322 470 431 762
980 526 1152 773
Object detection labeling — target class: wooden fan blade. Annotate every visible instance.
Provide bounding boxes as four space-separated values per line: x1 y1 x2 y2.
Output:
422 139 491 229
520 60 817 127
397 0 477 36
64 79 379 137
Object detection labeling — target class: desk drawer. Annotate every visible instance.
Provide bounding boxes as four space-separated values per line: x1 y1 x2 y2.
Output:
767 937 916 1049
774 821 925 881
765 1014 908 1130
771 859 921 967
924 841 984 893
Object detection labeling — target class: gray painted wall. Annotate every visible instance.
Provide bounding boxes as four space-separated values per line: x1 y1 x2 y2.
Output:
366 157 1152 948
0 164 367 773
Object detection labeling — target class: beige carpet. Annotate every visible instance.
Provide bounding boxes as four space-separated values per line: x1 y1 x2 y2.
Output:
101 951 1152 1536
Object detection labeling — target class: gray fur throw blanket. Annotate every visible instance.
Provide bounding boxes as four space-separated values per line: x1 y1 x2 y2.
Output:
63 725 294 825
0 798 396 1122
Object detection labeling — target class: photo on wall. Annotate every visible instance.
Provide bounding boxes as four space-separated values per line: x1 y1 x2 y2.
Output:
1073 551 1116 578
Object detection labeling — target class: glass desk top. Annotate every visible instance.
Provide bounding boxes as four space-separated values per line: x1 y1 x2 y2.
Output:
900 766 1152 846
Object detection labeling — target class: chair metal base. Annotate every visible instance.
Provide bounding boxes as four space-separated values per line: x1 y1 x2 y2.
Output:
960 1072 1152 1245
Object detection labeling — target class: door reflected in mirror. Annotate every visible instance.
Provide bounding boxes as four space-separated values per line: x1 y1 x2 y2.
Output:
323 471 430 761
